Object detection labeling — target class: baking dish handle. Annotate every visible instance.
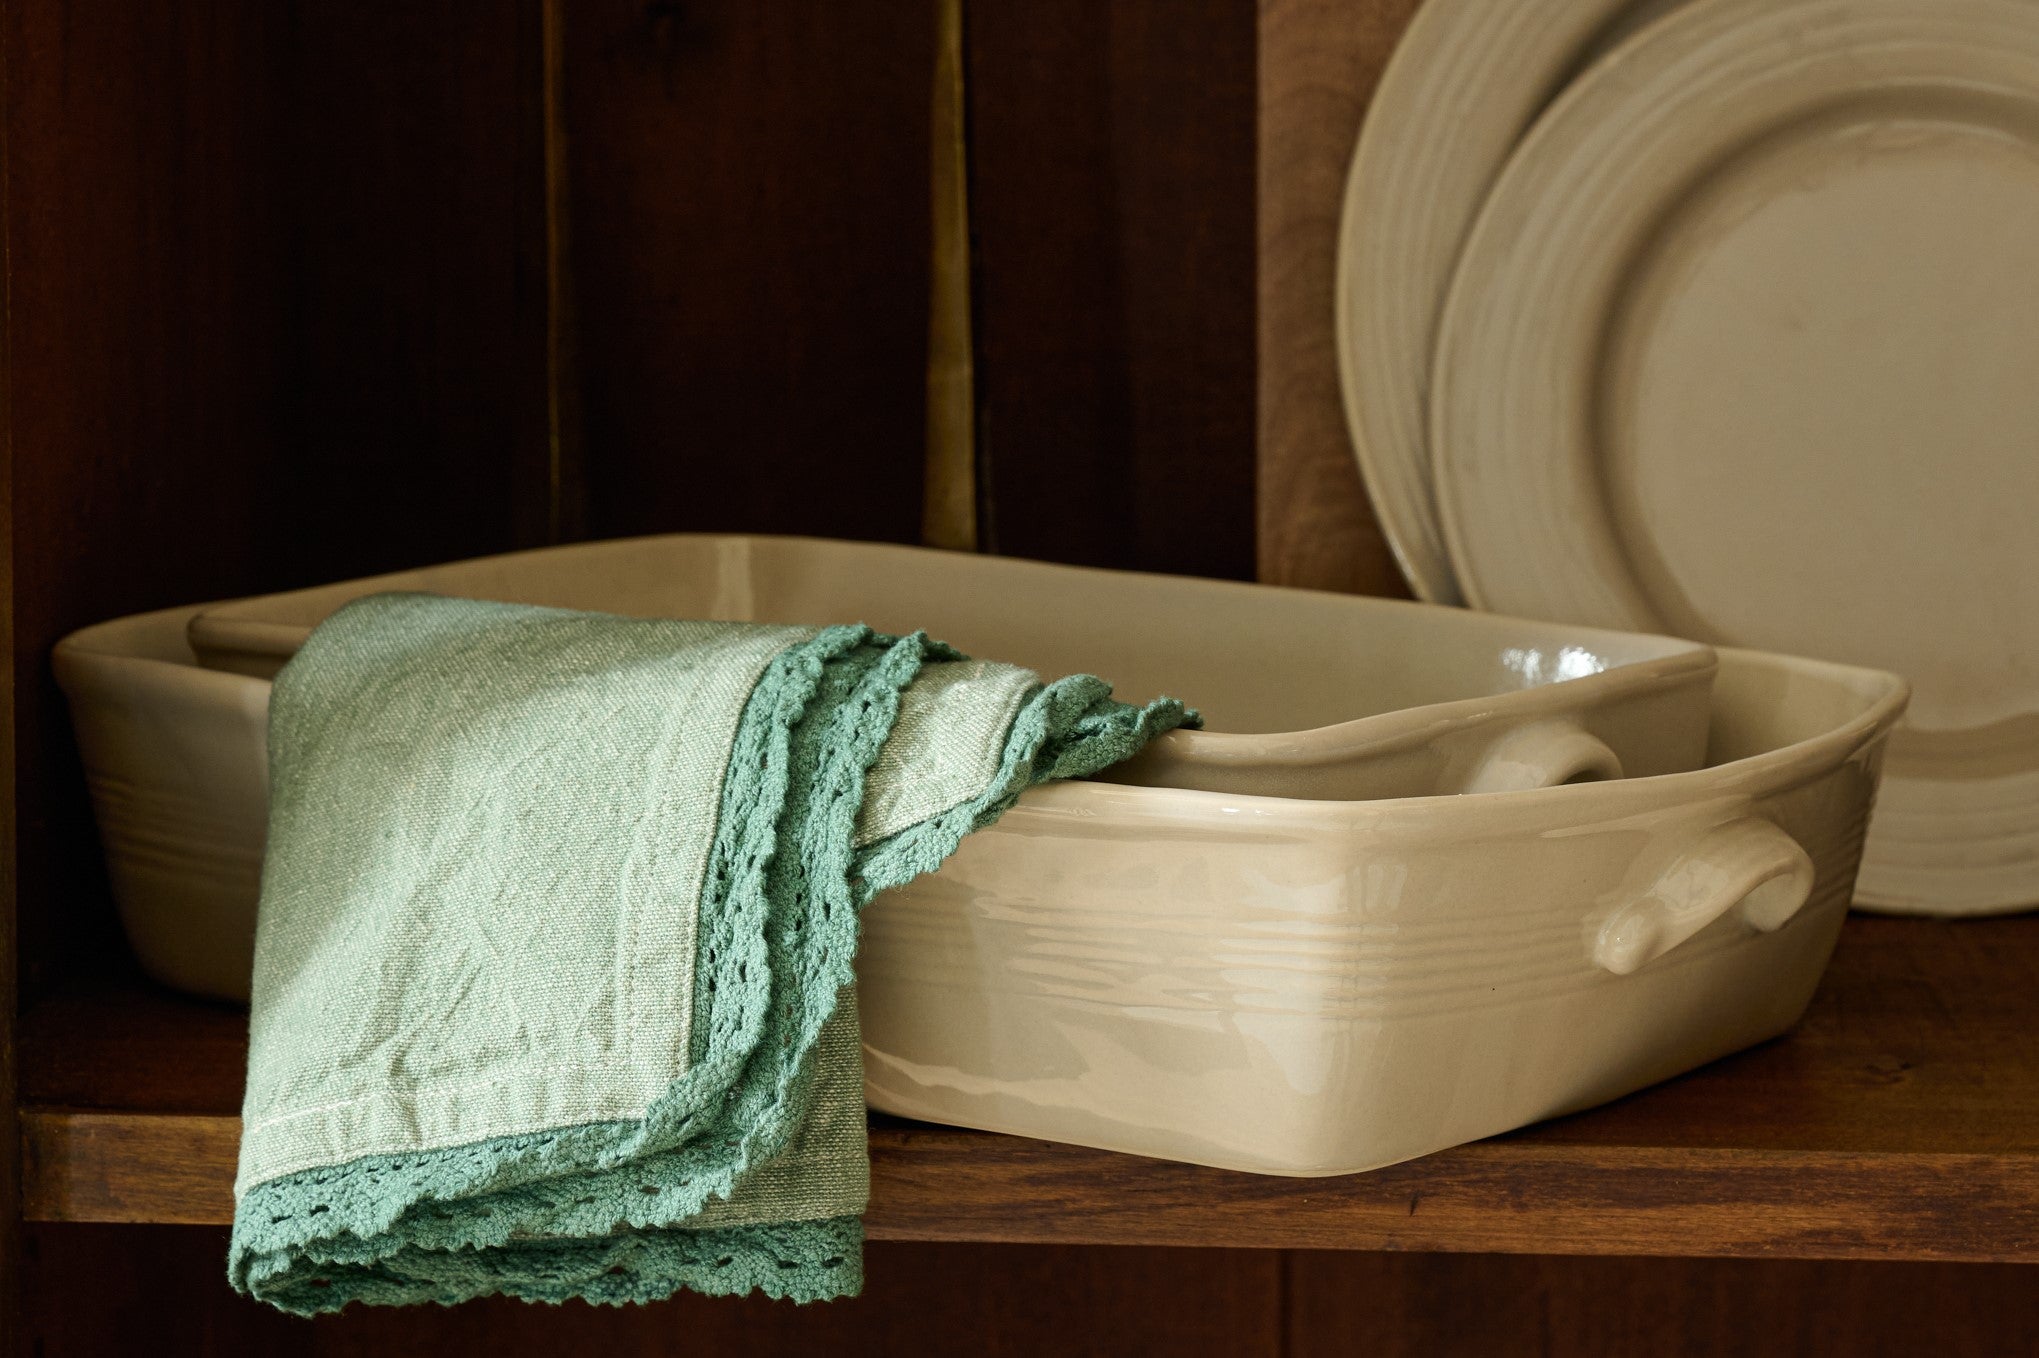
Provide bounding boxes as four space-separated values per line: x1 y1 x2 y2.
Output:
1593 817 1816 976
1465 718 1625 794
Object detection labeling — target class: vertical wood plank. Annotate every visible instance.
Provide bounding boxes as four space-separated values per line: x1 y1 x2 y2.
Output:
279 1 552 579
967 0 1257 579
1256 0 1417 595
0 447 16 1350
542 0 588 546
0 1 18 1330
3 0 549 998
4 0 296 995
562 0 934 547
922 0 977 552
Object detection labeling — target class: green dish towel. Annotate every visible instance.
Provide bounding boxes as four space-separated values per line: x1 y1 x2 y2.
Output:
228 593 1194 1315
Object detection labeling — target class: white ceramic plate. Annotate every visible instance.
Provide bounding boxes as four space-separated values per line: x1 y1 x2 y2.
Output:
1432 0 2039 916
1335 0 1687 603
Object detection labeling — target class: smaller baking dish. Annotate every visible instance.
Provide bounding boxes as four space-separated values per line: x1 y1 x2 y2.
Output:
860 647 1906 1174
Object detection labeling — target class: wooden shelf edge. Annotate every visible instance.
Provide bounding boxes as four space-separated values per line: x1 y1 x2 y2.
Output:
24 1110 235 1226
23 1108 2039 1263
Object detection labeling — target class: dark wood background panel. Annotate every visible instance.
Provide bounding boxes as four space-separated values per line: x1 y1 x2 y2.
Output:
1287 1253 2039 1358
0 4 17 1323
967 0 1256 579
25 1226 1283 1358
1255 0 1416 597
4 0 296 999
561 0 933 547
277 1 552 581
3 0 550 1004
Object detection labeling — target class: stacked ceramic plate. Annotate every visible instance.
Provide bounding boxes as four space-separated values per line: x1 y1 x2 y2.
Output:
1340 0 2039 918
57 534 1906 1174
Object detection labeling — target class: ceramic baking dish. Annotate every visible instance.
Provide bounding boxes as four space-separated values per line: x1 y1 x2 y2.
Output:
60 536 1716 1004
54 592 1902 1171
860 647 1905 1173
182 534 1715 799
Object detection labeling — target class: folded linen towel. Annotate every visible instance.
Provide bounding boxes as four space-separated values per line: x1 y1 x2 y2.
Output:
228 593 1194 1314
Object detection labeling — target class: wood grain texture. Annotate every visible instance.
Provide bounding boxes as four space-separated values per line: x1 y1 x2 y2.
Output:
967 0 1256 578
3 0 551 1004
0 4 18 1332
921 0 977 552
31 1110 2035 1263
279 1 552 581
4 0 293 1000
1255 0 1419 595
867 1137 2039 1263
0 535 15 1343
18 981 250 1115
541 0 588 547
561 0 933 547
21 918 2039 1262
1286 1253 2039 1358
23 1113 235 1227
24 1229 2039 1358
23 1225 1282 1357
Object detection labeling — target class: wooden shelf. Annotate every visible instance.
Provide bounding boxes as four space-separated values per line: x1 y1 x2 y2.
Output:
19 916 2039 1262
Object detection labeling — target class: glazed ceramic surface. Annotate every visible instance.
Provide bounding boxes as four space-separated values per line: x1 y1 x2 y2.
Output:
1336 0 1687 603
1431 0 2039 917
53 609 272 1002
865 647 1903 1173
184 534 1716 800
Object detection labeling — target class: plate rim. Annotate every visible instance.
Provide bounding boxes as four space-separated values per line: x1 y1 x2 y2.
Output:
1334 0 1672 604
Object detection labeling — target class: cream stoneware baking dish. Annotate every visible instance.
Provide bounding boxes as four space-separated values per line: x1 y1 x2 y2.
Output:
182 534 1715 800
862 646 1905 1173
